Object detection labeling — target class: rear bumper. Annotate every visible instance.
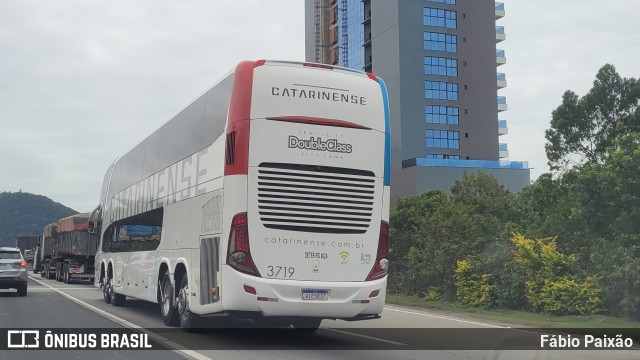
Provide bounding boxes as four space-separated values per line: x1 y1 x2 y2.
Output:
217 266 386 319
0 277 27 289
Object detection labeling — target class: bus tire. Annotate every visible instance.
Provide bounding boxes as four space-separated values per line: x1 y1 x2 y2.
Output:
160 272 178 326
292 318 322 333
110 278 126 307
103 277 112 304
177 275 200 331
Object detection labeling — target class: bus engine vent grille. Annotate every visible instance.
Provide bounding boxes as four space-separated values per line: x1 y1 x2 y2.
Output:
257 163 376 234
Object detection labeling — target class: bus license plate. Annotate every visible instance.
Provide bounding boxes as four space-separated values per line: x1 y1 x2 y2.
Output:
302 289 329 301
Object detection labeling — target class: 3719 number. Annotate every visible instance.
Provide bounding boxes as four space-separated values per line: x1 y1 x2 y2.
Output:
267 265 295 278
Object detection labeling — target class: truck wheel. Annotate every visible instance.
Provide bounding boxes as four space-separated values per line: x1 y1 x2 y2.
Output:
63 264 69 284
110 278 126 306
103 277 112 304
17 284 27 297
177 275 200 331
56 264 63 282
292 318 322 333
160 272 178 326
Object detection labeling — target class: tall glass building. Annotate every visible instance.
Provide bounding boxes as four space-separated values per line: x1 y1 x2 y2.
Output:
305 0 530 198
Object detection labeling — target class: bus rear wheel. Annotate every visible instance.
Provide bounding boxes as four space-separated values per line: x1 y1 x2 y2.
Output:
102 276 111 304
110 278 126 306
177 275 200 331
160 272 178 326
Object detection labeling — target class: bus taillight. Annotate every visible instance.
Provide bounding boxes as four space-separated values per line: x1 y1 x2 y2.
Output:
227 212 261 277
366 221 389 281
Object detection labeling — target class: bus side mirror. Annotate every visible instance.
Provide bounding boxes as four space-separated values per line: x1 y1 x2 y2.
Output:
88 220 97 234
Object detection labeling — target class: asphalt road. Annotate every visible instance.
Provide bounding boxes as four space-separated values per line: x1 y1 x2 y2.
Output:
0 273 637 360
0 276 184 359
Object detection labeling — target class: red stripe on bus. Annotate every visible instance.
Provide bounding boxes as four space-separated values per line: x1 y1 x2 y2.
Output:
225 60 255 176
267 116 371 130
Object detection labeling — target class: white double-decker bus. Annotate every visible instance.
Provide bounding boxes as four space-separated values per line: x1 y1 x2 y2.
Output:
94 60 391 331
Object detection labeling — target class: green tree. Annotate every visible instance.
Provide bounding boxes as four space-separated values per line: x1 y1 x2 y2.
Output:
545 64 640 170
451 172 519 223
389 173 517 299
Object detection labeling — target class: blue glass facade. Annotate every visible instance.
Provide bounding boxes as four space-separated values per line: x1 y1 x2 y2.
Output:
339 0 365 70
424 56 458 77
426 154 461 160
426 130 460 149
412 158 529 170
424 32 457 53
423 8 457 29
425 81 458 101
426 105 459 125
423 1 461 162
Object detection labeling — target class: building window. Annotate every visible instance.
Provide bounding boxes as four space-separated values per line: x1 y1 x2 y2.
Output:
423 8 457 29
425 81 458 100
426 154 460 160
424 56 458 77
424 32 457 53
427 0 456 4
426 105 459 125
426 130 460 149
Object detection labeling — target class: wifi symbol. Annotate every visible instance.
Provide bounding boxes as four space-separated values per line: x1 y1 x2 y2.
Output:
339 251 349 261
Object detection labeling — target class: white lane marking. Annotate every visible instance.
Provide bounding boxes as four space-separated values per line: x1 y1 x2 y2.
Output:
323 328 406 346
384 305 507 328
29 276 213 360
29 287 94 290
179 350 216 360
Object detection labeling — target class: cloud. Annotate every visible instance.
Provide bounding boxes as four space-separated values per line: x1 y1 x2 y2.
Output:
500 0 640 178
0 0 304 211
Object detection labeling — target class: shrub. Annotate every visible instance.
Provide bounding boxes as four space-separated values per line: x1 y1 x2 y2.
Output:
513 234 602 315
454 260 495 308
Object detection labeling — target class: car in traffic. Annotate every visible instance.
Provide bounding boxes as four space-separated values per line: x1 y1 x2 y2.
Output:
0 247 28 296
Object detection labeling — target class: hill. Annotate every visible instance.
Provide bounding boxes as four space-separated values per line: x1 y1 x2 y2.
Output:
0 191 77 247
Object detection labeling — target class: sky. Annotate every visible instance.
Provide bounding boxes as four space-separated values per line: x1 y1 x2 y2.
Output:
0 0 639 212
